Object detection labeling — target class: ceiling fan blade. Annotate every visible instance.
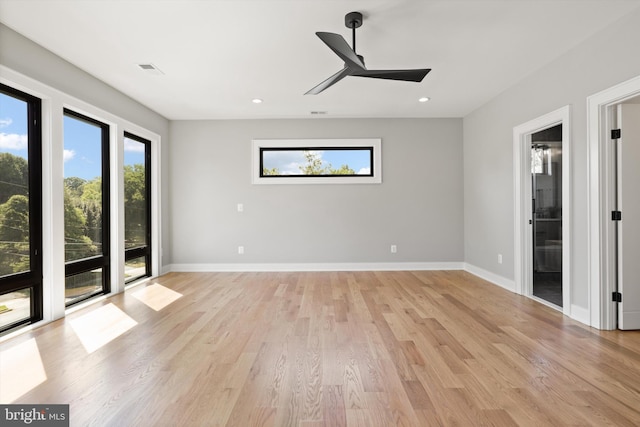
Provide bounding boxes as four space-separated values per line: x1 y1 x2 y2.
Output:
305 67 353 95
353 68 431 82
316 32 365 70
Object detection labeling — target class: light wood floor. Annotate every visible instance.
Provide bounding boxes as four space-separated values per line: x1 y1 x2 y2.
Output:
2 271 640 426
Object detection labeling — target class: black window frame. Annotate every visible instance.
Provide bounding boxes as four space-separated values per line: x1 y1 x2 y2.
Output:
259 146 374 178
63 108 110 306
123 131 151 282
0 83 43 334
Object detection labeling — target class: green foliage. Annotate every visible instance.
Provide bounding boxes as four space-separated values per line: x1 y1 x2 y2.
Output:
80 178 101 202
0 194 30 275
64 177 87 198
124 164 146 248
262 167 280 176
329 164 356 175
300 151 326 175
0 152 28 205
64 184 97 261
298 151 355 175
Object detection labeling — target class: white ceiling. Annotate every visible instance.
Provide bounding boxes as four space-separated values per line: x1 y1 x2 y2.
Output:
1 0 639 120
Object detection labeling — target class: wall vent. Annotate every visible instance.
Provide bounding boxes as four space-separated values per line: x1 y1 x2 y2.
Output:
137 63 164 75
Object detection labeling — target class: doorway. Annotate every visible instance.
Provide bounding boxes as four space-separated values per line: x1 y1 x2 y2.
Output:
514 106 571 315
531 125 563 307
610 98 640 330
587 75 640 330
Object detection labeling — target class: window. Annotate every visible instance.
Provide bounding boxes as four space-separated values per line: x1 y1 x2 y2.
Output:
0 83 43 334
63 109 110 306
123 132 151 283
252 139 382 184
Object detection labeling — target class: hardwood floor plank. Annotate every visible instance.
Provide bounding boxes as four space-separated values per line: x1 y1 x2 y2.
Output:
2 271 640 426
322 384 347 427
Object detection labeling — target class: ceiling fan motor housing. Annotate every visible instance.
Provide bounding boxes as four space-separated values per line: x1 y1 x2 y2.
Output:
345 11 363 28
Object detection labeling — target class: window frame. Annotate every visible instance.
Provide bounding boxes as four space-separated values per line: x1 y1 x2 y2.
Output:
252 138 382 184
0 83 43 334
123 131 152 283
63 108 111 306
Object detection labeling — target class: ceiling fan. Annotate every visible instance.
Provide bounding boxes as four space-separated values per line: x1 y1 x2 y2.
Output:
305 11 431 95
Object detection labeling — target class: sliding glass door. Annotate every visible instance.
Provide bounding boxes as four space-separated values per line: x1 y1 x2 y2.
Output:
63 109 110 306
0 84 43 333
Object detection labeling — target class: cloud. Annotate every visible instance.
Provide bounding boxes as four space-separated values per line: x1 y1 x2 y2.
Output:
0 118 12 128
124 138 145 152
63 149 76 162
357 167 370 175
0 132 27 150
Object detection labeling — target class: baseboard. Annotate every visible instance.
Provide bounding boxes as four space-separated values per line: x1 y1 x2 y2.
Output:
463 263 516 292
166 261 465 273
570 304 590 325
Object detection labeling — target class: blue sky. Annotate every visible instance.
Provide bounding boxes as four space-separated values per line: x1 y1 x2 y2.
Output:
1 91 144 181
0 91 28 155
263 149 371 175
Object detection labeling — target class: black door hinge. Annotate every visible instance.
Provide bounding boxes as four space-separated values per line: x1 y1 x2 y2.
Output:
612 211 622 221
612 292 622 303
611 129 621 140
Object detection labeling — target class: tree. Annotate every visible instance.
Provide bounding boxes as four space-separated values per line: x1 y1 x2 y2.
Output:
64 177 86 199
262 167 280 176
124 164 146 247
80 178 101 203
63 186 96 261
300 151 326 175
0 152 28 205
298 151 355 175
0 194 30 275
330 164 356 175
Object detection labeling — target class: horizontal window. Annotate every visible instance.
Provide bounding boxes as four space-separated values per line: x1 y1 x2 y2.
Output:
252 139 381 184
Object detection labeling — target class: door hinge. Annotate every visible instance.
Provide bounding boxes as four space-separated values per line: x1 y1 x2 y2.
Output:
612 211 622 221
612 292 622 303
611 129 621 140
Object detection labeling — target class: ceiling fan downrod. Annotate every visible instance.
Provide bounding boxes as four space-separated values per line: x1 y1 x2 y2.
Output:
345 11 363 53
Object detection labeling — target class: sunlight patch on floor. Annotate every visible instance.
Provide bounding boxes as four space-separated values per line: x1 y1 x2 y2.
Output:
131 283 183 311
69 303 137 354
0 338 47 403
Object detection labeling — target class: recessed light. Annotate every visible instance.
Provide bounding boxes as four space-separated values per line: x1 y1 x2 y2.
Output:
418 97 431 103
252 98 263 104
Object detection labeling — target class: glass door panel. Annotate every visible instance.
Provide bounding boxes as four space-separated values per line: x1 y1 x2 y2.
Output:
124 132 150 283
0 84 43 334
531 124 562 306
63 109 110 306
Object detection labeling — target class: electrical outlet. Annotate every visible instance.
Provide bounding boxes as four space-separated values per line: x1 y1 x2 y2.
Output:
238 246 244 255
391 245 397 253
498 254 503 264
237 203 244 212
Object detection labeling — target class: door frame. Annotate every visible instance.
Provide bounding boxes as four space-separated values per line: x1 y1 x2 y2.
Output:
514 105 571 315
587 74 640 330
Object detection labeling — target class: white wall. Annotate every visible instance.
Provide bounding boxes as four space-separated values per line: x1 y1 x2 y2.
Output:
463 9 640 311
169 118 463 268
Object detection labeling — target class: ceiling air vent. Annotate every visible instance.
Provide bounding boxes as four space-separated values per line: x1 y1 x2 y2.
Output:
310 111 328 115
137 63 164 75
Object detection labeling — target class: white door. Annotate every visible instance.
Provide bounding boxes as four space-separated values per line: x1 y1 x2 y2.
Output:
617 102 640 329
